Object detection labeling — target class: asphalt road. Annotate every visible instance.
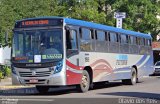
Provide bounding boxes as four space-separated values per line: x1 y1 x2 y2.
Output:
0 75 160 104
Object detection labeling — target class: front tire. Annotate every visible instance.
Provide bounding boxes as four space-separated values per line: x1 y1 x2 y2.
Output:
36 86 49 93
76 70 90 93
122 68 137 85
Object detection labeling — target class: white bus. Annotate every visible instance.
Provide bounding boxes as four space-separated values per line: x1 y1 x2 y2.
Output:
11 17 154 93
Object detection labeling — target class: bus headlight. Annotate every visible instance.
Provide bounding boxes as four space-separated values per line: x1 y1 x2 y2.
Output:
11 65 17 75
54 61 63 74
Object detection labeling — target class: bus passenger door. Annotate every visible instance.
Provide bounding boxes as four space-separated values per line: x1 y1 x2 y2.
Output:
66 27 81 85
66 28 79 63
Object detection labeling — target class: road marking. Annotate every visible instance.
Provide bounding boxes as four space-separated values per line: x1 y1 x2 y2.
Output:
143 76 149 78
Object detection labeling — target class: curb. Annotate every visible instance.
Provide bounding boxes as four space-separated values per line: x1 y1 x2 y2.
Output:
0 77 11 82
0 77 12 86
0 86 34 90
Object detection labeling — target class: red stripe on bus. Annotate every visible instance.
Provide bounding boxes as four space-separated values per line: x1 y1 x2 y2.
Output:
93 64 112 78
66 70 82 85
66 59 113 84
90 59 112 69
66 60 84 70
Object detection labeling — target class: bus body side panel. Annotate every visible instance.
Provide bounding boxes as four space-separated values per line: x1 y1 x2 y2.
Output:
64 52 153 85
66 58 83 85
77 52 153 83
136 52 154 79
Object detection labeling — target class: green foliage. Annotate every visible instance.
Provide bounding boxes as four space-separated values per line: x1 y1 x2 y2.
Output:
0 0 159 43
3 66 11 77
0 70 3 80
0 65 11 78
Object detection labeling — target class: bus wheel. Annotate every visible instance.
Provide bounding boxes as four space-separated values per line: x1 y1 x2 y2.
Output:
36 86 49 93
76 70 90 93
122 68 137 85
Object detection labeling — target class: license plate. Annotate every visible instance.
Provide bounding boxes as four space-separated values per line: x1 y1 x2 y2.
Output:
29 79 38 83
155 68 160 71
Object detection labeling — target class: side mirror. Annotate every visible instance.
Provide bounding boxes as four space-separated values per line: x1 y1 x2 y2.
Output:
65 26 70 30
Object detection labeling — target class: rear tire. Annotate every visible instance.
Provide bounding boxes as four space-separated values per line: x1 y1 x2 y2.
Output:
36 86 49 93
122 68 137 85
76 70 90 93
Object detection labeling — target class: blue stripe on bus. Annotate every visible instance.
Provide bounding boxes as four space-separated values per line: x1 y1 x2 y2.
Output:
116 55 128 60
135 55 148 66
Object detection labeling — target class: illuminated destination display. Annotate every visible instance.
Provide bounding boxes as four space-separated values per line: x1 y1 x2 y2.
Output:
22 20 49 26
15 18 63 28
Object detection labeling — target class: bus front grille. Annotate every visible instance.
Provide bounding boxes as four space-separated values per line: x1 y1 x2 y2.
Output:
19 71 52 77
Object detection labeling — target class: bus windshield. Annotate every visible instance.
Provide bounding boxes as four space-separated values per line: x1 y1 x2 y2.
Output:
12 29 63 63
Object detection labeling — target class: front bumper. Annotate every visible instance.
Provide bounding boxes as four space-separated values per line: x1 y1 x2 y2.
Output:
12 67 66 86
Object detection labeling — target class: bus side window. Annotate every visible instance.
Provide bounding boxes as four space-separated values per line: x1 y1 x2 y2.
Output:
147 39 151 46
96 30 105 41
136 37 139 45
80 28 92 51
120 34 129 44
109 32 118 42
81 28 91 40
116 33 119 42
105 32 108 41
66 30 78 50
143 38 145 46
108 32 111 41
91 29 94 39
126 35 129 43
120 34 126 44
128 35 131 44
139 38 144 46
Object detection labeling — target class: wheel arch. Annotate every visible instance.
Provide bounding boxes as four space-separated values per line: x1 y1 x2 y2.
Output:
83 66 93 84
132 65 139 82
132 65 138 75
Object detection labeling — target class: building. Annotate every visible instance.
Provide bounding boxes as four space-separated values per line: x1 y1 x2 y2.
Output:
152 42 160 63
0 46 11 66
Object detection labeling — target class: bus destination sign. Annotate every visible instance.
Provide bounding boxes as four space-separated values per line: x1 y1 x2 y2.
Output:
22 20 49 26
15 19 63 28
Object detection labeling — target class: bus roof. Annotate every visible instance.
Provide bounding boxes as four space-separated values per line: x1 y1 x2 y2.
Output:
16 16 152 39
64 18 151 39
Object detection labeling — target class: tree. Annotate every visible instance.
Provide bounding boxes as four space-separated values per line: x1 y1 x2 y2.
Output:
60 0 106 24
109 0 160 40
0 0 159 45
